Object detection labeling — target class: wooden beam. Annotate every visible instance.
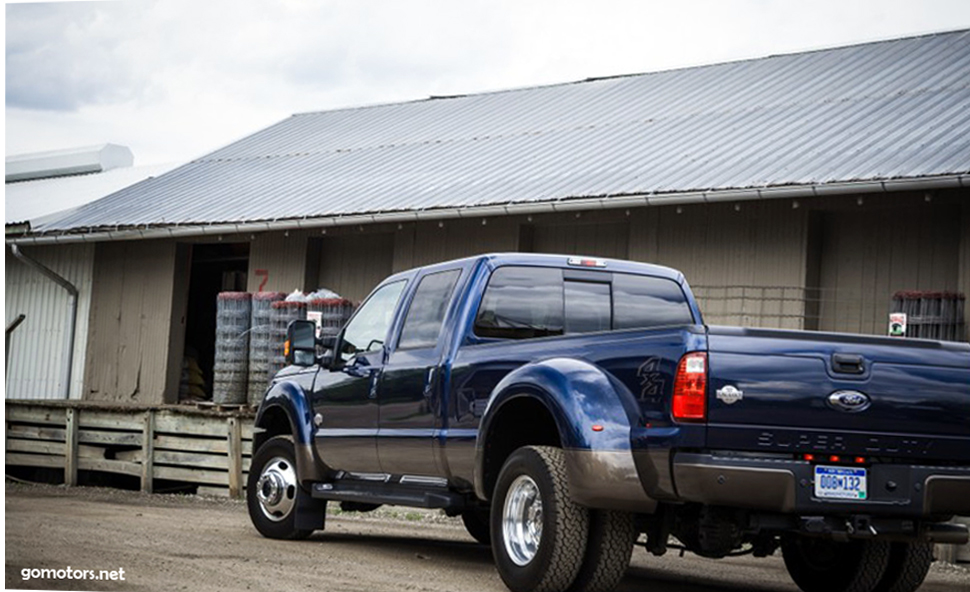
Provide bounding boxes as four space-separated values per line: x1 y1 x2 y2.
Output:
141 410 155 493
227 417 243 499
65 408 78 486
77 457 142 478
5 424 67 442
6 452 64 469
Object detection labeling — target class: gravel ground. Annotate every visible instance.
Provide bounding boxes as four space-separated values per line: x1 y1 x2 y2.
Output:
5 481 968 592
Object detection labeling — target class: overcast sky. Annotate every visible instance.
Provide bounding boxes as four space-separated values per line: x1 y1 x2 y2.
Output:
6 0 970 165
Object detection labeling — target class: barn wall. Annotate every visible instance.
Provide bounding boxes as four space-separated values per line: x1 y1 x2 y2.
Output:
83 240 181 404
393 218 521 273
247 231 313 294
316 232 395 302
629 201 809 329
816 201 962 335
5 243 94 400
960 204 970 341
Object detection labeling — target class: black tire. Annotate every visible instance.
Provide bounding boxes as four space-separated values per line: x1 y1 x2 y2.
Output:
873 541 933 592
568 510 637 592
782 535 891 592
247 435 313 540
462 507 492 545
491 446 590 592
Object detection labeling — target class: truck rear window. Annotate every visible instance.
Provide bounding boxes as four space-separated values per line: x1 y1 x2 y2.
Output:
474 266 692 340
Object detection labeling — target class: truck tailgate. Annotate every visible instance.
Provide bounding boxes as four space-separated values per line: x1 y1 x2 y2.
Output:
705 326 970 463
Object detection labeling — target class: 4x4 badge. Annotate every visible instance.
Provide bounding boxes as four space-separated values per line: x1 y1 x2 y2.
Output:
716 385 744 405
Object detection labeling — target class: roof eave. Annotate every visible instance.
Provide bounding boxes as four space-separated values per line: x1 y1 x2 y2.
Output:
7 174 967 246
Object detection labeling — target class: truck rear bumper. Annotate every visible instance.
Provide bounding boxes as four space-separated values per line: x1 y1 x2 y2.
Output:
672 452 970 518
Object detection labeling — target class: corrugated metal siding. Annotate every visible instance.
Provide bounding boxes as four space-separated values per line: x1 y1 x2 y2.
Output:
818 204 962 335
961 205 970 341
5 244 94 399
629 201 809 329
247 231 311 293
532 221 630 259
394 218 521 272
316 233 394 302
83 240 180 404
28 30 970 234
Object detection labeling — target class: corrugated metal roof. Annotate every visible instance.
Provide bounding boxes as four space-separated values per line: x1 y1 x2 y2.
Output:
5 162 178 226
27 30 970 235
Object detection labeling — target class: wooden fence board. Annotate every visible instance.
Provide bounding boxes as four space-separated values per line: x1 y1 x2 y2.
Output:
153 465 229 486
77 458 142 477
6 439 64 455
5 424 66 442
78 430 143 447
155 413 230 437
153 435 229 454
6 452 64 468
6 407 66 426
77 411 144 431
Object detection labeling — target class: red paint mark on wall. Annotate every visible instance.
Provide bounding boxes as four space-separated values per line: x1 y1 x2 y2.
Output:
255 269 269 291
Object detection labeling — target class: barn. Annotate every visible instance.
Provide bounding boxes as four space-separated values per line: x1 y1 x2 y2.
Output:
4 31 969 511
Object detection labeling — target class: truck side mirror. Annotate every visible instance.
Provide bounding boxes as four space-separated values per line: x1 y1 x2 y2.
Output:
285 320 317 367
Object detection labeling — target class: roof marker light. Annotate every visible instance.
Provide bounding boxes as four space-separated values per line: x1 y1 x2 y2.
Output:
567 257 607 268
591 424 604 432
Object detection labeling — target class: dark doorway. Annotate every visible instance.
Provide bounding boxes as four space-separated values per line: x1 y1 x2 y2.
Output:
181 243 249 402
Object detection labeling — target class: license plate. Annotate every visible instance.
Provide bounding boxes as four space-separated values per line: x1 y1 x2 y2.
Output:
814 466 867 500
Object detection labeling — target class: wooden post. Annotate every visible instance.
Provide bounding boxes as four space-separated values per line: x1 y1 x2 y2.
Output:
141 410 155 493
65 408 78 486
227 416 243 499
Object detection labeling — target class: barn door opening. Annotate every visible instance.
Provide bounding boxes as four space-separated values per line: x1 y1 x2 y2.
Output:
180 243 249 402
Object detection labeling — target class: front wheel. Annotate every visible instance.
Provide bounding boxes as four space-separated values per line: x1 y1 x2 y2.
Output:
247 435 313 540
782 535 890 592
490 446 589 592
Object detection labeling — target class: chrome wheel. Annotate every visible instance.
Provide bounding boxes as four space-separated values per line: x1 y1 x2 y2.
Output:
503 474 543 566
256 456 297 522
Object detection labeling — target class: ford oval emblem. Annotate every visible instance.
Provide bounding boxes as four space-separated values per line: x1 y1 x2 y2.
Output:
827 390 871 413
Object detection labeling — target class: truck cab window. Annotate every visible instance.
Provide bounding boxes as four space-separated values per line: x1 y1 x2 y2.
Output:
340 280 407 361
612 273 693 329
564 280 611 334
398 269 462 350
475 267 564 339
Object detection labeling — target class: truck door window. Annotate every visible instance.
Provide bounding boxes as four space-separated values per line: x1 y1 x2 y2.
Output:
613 273 693 329
340 280 407 361
398 269 462 350
564 280 611 334
475 267 564 339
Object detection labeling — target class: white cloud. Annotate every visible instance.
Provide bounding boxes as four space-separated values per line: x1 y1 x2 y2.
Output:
6 0 970 163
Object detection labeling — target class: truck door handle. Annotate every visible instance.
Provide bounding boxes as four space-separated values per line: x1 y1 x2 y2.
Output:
832 353 865 374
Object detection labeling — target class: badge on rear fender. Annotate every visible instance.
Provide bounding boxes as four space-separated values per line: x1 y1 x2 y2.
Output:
716 385 743 405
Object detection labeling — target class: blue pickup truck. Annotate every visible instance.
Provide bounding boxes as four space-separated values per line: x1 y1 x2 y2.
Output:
247 253 970 592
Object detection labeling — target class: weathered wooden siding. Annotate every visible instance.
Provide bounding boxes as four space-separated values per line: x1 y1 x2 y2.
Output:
83 240 181 404
532 220 630 259
5 243 95 399
247 231 313 294
959 204 970 342
317 232 395 302
393 218 521 272
817 203 962 335
629 201 809 329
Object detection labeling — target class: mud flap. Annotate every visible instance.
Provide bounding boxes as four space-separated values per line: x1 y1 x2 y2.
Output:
294 486 327 531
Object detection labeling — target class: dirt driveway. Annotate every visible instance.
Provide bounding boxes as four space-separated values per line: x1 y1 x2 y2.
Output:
5 482 968 592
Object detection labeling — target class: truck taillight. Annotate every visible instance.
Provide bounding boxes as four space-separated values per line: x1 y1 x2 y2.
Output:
672 352 707 422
